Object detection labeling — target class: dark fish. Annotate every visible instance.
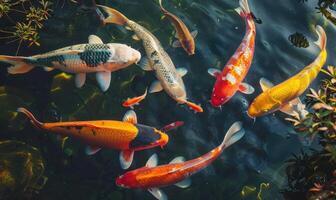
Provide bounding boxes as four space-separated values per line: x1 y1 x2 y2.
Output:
288 32 310 48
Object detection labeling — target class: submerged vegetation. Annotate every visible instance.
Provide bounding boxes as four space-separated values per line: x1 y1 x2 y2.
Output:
0 0 52 54
283 66 336 200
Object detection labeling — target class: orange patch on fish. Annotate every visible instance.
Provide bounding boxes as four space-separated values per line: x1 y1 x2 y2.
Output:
184 101 203 113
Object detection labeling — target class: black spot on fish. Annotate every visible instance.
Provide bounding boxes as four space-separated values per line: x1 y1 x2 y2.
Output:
150 51 158 58
74 126 83 130
92 129 96 136
79 50 111 67
153 59 160 65
288 32 309 48
130 124 161 148
32 55 66 67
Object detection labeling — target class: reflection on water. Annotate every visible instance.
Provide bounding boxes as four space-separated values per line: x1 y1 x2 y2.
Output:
0 0 335 199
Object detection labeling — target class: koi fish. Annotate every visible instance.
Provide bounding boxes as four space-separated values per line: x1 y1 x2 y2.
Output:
98 5 203 113
116 122 245 200
248 25 327 118
158 0 197 55
122 88 147 108
208 0 255 108
0 35 141 92
17 108 182 169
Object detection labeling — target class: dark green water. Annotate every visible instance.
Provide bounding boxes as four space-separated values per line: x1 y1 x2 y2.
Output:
0 0 335 199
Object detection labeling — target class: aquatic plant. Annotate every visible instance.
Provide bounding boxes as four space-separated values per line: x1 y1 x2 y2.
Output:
282 66 336 200
0 140 46 200
0 0 53 54
286 66 336 145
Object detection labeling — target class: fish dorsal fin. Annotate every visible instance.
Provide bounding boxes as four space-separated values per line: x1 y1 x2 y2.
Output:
146 153 158 167
172 40 182 48
169 156 185 164
177 68 188 77
259 78 274 92
123 110 137 124
148 188 167 200
119 149 134 169
175 178 191 188
88 35 104 44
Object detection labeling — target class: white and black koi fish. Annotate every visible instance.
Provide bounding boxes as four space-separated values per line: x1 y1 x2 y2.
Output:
98 5 203 112
0 35 141 91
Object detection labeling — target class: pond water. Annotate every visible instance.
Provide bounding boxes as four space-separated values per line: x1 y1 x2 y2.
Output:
0 0 335 199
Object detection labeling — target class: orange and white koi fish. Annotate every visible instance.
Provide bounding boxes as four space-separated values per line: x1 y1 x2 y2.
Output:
208 0 255 108
97 5 203 113
122 88 148 108
17 108 182 169
116 122 245 200
158 0 197 55
248 26 327 118
0 35 141 91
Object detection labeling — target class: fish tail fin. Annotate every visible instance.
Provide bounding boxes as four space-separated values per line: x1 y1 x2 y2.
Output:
17 107 44 129
97 4 128 25
158 0 168 13
235 0 251 17
220 121 245 150
314 25 327 50
0 55 34 74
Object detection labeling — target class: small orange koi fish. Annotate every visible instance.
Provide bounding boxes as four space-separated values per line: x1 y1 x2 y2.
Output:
116 122 245 200
182 100 204 113
122 88 148 108
17 107 182 169
159 0 197 55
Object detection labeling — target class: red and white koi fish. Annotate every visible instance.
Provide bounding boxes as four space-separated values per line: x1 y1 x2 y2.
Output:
116 122 245 200
17 108 182 169
122 88 147 108
208 0 256 108
0 35 141 92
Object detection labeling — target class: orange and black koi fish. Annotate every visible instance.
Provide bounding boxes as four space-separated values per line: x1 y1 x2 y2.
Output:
122 88 147 108
116 122 245 200
158 0 197 55
17 108 182 169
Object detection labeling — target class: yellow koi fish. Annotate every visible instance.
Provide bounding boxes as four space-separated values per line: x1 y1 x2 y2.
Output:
248 25 327 118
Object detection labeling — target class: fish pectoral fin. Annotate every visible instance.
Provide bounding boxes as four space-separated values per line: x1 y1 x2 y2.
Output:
175 178 191 188
125 26 132 30
259 78 274 91
85 145 102 155
123 110 137 124
148 188 167 200
120 150 134 169
238 82 255 94
146 153 158 167
191 30 198 38
132 34 141 41
138 57 153 71
177 68 188 77
279 103 297 116
88 35 104 44
43 67 54 72
149 80 163 93
169 156 185 164
279 98 301 116
172 40 182 48
75 73 86 88
96 72 111 92
207 68 221 78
